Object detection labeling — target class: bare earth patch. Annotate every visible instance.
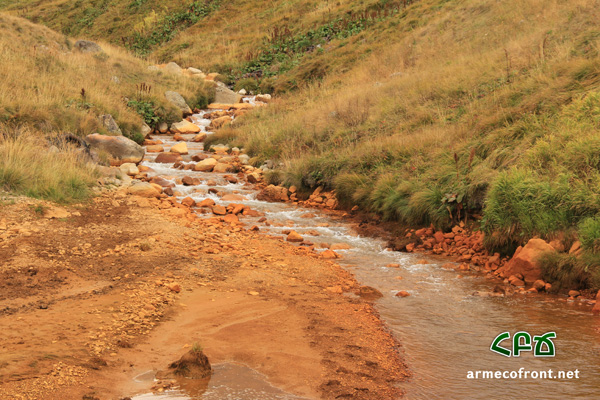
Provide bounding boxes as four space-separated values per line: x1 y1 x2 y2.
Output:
0 190 407 399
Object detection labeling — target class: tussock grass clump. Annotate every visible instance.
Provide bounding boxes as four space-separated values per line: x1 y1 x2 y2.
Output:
0 127 98 203
539 252 600 291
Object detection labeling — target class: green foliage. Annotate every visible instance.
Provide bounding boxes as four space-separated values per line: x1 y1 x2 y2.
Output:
128 0 148 10
482 170 598 249
539 252 600 291
240 2 404 80
186 90 214 110
578 216 600 252
125 0 221 56
127 98 160 126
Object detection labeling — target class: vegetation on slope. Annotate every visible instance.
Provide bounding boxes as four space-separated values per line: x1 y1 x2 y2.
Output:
0 0 417 92
4 0 600 287
0 13 211 202
206 0 600 257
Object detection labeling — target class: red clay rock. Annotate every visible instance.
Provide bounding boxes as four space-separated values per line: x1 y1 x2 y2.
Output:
155 153 183 163
257 185 289 202
497 239 555 283
223 214 239 224
181 197 195 207
198 199 216 208
321 249 340 259
286 231 304 242
211 205 227 215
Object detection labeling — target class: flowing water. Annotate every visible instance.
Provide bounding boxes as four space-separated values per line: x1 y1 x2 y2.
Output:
132 104 600 399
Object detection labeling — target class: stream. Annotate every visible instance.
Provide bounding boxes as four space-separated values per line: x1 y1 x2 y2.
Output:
132 103 600 399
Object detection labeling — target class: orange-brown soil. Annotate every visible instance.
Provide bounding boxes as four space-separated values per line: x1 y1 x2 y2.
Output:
0 190 407 399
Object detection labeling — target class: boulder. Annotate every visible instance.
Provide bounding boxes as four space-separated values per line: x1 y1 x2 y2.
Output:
158 122 169 133
321 249 340 259
357 286 383 300
257 185 289 202
181 197 196 207
395 291 411 298
155 153 182 163
212 205 227 215
198 199 216 207
213 162 233 173
211 144 230 154
171 120 201 134
188 67 204 75
533 280 546 291
146 145 164 153
141 123 152 136
214 86 242 104
120 163 139 176
286 231 304 242
497 239 555 283
192 132 207 142
165 91 192 114
127 182 160 198
99 114 122 135
593 291 600 314
166 349 211 379
247 171 261 183
170 142 188 155
74 40 102 53
223 214 239 224
221 194 246 202
164 62 183 75
150 177 175 188
194 158 218 172
211 116 232 129
255 94 272 103
85 133 144 166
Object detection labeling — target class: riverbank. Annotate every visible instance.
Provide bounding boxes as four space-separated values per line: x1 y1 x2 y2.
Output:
0 189 406 399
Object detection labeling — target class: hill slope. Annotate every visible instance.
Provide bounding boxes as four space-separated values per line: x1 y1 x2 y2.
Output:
4 0 600 287
0 12 211 201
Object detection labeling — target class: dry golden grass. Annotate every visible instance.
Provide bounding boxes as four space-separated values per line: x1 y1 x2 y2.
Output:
0 12 210 136
0 126 98 203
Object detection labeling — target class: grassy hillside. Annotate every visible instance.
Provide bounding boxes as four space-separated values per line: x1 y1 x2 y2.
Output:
0 0 414 92
4 0 600 286
0 12 211 202
202 0 600 255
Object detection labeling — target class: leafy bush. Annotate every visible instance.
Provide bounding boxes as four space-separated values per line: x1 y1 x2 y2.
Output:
127 99 160 126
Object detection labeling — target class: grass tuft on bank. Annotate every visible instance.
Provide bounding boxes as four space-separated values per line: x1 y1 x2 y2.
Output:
0 127 98 203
